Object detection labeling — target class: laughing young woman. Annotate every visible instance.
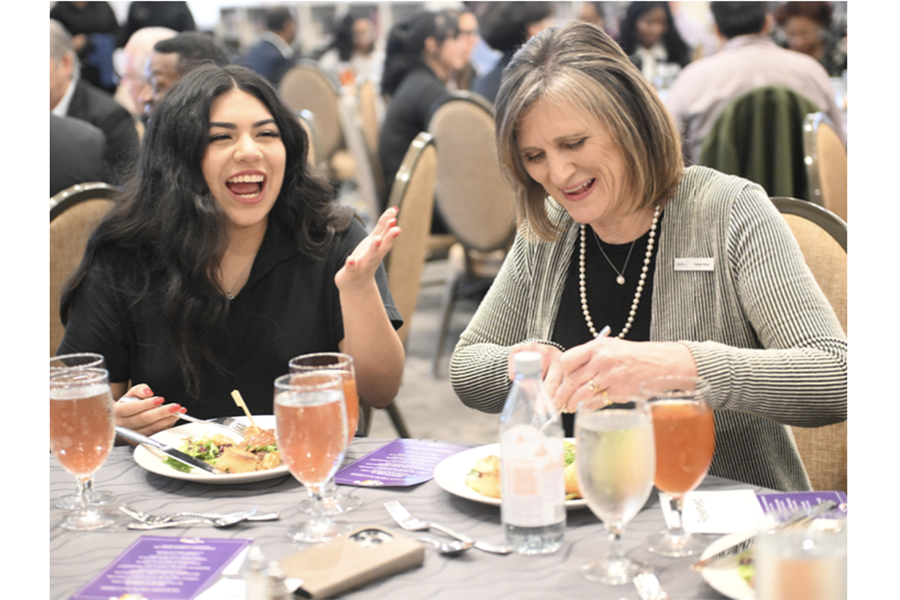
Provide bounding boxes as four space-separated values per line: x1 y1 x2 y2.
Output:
449 23 846 492
58 64 405 436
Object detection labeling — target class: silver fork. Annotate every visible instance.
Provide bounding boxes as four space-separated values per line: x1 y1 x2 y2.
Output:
178 413 250 436
634 572 670 600
383 500 512 555
119 504 278 526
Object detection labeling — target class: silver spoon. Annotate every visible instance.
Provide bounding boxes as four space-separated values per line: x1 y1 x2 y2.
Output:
416 535 474 556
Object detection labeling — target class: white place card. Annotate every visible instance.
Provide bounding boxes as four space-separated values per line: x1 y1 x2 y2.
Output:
674 257 715 271
660 490 764 534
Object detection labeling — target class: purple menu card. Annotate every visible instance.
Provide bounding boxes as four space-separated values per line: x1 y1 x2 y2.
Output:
334 439 468 486
69 536 251 600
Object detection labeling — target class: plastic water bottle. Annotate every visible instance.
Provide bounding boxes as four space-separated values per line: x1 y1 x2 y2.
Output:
500 351 565 554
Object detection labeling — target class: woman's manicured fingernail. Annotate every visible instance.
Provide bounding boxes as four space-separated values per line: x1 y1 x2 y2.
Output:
168 404 182 414
154 397 165 406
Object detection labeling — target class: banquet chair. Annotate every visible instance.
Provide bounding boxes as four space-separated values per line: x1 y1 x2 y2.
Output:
336 92 381 225
700 86 821 200
372 132 440 438
356 78 387 203
427 92 517 376
771 196 847 492
279 61 352 181
296 109 318 167
803 112 847 222
50 182 117 356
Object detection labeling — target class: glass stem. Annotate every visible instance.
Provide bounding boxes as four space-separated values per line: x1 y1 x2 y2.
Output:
667 495 687 537
306 485 325 517
76 476 94 509
607 525 625 564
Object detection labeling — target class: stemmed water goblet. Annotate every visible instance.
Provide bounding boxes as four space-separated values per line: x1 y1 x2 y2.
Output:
274 371 351 543
50 353 117 510
640 376 715 557
288 352 362 514
50 362 118 530
575 394 656 586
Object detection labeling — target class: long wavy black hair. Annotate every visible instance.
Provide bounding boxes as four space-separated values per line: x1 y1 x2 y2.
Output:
60 64 353 394
380 10 459 97
618 2 691 68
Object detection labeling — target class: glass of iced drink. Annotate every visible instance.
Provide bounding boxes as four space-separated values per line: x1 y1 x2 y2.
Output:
275 371 349 542
50 364 118 530
289 352 362 514
575 394 656 585
640 375 715 557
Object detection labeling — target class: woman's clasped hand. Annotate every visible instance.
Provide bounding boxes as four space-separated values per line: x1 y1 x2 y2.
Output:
510 337 697 414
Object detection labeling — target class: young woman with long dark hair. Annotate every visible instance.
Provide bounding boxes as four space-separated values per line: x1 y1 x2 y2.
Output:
58 64 405 436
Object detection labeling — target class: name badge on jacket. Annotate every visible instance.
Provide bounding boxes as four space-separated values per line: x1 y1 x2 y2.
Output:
674 258 715 271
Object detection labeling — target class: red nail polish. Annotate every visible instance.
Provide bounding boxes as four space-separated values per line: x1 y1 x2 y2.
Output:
168 404 182 414
154 397 165 406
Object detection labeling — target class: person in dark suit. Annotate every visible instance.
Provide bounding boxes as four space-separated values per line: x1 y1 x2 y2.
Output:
51 19 139 185
138 32 231 118
242 7 298 86
120 1 195 47
50 114 111 197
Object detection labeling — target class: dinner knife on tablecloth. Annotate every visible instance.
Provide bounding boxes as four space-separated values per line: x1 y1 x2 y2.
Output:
115 425 222 474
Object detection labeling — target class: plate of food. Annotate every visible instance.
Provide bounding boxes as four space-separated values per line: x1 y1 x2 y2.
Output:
432 441 587 509
132 415 291 484
698 532 756 600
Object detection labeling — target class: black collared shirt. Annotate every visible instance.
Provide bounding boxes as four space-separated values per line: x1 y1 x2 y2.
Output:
59 218 402 417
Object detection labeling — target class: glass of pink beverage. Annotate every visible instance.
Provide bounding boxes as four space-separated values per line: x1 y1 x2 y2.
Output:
50 353 117 510
50 365 118 530
640 376 715 557
275 371 350 543
289 352 362 514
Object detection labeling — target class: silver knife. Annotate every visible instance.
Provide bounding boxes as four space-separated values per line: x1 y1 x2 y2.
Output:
690 500 838 571
116 425 222 474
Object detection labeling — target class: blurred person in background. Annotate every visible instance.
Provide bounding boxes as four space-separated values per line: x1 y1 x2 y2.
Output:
617 1 692 85
665 1 844 164
120 1 195 46
50 113 110 196
318 9 384 88
242 7 299 87
473 1 555 103
579 2 608 31
50 19 138 185
378 10 468 217
50 1 120 94
140 31 231 118
114 27 176 121
448 7 481 90
773 1 846 77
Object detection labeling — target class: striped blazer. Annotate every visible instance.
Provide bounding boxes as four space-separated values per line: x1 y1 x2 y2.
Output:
449 166 847 491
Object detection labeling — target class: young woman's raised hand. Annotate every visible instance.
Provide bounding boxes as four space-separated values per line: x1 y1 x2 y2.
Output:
335 207 401 292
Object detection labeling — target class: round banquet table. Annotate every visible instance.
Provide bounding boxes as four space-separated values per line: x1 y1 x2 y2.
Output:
50 438 765 599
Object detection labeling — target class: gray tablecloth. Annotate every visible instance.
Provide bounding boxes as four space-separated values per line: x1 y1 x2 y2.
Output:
50 439 762 599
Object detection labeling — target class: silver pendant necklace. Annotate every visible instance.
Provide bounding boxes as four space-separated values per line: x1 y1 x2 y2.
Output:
578 205 660 339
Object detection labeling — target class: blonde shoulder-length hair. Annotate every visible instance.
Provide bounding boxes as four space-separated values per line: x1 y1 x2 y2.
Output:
493 21 683 241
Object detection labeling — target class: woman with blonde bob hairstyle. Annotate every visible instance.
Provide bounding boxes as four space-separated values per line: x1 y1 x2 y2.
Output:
450 22 846 492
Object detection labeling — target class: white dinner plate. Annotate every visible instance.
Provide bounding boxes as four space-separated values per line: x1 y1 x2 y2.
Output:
698 531 756 600
132 415 291 484
432 442 587 510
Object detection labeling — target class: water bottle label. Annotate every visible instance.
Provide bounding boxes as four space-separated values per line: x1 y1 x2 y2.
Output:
501 425 565 527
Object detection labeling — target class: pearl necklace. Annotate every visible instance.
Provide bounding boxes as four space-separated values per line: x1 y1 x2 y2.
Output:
578 205 660 339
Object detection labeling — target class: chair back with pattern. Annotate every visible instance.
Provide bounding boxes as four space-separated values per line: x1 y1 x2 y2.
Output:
772 196 847 492
385 132 438 349
279 61 344 163
357 78 386 203
337 93 381 224
428 93 516 253
50 182 117 356
803 112 847 222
